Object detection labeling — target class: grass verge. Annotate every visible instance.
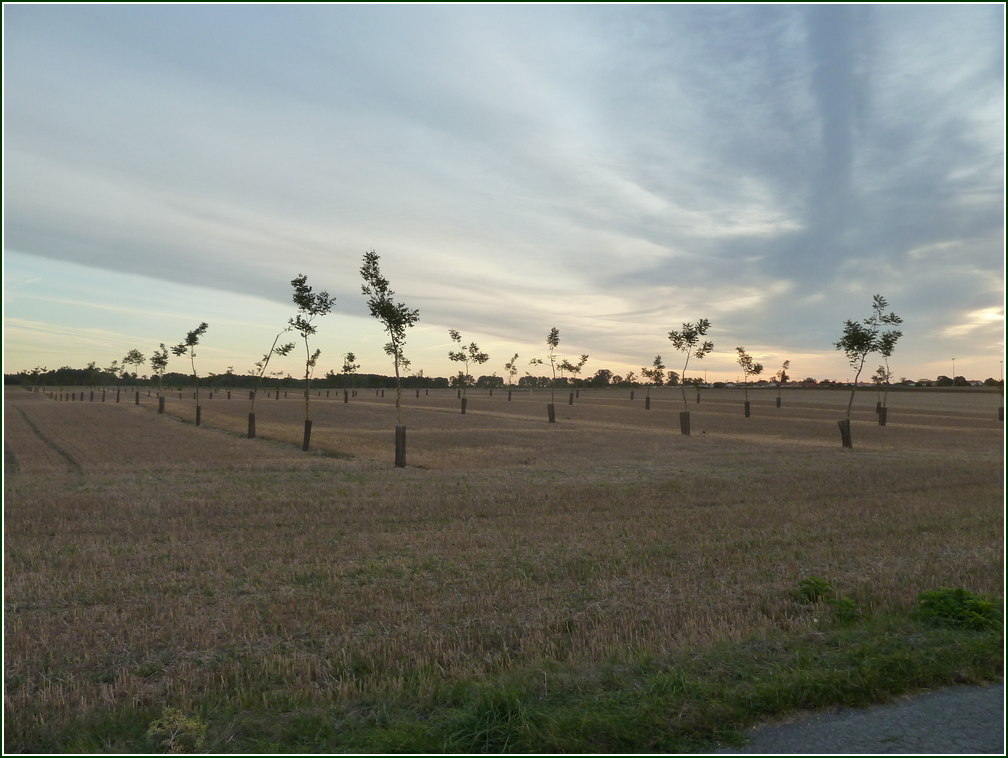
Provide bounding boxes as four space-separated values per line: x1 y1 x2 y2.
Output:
7 611 1001 753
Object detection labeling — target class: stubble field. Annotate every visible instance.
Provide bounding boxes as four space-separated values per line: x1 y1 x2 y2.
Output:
3 384 1003 751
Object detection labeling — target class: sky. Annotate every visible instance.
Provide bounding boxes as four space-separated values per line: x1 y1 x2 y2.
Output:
3 3 1005 384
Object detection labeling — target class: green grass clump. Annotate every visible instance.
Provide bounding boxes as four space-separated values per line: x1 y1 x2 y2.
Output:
6 611 1001 753
145 707 207 753
916 587 1003 632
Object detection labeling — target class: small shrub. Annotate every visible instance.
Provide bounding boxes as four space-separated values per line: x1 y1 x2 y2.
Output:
797 576 833 604
145 707 207 753
915 588 1003 632
826 596 860 625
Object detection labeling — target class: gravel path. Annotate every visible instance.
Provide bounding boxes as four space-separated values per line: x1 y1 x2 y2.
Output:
712 680 1004 754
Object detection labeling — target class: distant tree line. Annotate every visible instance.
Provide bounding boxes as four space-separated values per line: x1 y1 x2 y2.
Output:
6 366 1002 390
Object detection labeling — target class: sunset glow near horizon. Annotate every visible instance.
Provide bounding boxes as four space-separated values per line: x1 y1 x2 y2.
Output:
3 4 1005 384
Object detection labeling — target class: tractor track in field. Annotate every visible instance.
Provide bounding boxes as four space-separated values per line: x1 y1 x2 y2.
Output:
10 405 84 474
4 442 19 475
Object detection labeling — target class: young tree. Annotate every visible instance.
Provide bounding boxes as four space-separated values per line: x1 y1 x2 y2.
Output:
872 364 888 406
735 346 763 413
122 349 146 384
833 294 902 445
360 250 420 466
641 355 665 405
529 328 565 421
502 353 519 387
834 294 902 417
543 328 561 412
341 352 360 385
775 359 790 406
289 274 336 451
150 344 169 404
877 328 901 411
560 354 589 386
171 322 209 425
447 329 489 409
668 319 714 411
341 352 360 399
668 319 713 435
247 328 295 437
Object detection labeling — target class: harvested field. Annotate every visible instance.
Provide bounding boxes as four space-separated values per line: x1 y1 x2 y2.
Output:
3 385 1003 750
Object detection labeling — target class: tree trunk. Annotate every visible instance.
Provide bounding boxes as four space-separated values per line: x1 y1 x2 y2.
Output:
302 419 312 451
116 390 120 403
696 392 700 404
248 413 256 438
461 397 467 414
568 392 574 405
837 419 852 448
645 396 651 410
135 391 140 405
547 403 556 423
744 401 750 417
196 406 202 426
679 410 690 436
878 407 887 426
159 397 165 414
508 390 512 401
344 390 349 403
395 425 406 468
876 401 882 414
776 396 781 408
630 390 634 400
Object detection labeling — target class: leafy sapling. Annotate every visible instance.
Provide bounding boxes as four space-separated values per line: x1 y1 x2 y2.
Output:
360 250 420 466
877 328 901 412
504 353 519 388
834 294 902 445
641 355 665 407
342 352 360 387
341 352 360 401
247 328 295 438
448 329 489 410
171 322 209 424
735 347 763 412
289 274 336 450
251 329 295 412
150 344 169 398
559 354 589 386
122 349 146 386
775 359 790 407
668 320 713 434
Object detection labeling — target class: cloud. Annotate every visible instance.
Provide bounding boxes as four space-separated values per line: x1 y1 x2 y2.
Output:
941 307 1005 339
2 4 1003 380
